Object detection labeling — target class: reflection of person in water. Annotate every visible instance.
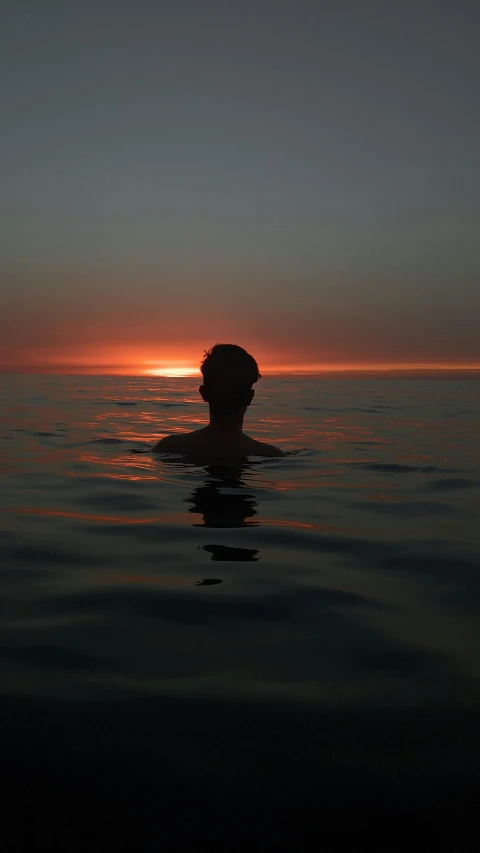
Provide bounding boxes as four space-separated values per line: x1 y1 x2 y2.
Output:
188 465 260 562
152 344 284 461
188 466 257 527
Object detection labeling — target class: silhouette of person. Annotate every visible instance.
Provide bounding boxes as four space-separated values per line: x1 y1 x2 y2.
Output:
152 344 284 461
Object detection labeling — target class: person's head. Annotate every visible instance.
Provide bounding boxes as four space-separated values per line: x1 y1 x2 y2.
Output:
200 344 261 416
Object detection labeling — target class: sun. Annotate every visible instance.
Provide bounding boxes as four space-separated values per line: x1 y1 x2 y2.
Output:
144 366 199 377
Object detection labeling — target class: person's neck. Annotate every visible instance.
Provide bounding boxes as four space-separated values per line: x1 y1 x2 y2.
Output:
207 408 245 435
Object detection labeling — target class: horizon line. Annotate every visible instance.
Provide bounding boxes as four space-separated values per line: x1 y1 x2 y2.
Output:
1 361 480 377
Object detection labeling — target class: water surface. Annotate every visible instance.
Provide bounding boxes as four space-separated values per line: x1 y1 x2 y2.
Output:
1 374 479 844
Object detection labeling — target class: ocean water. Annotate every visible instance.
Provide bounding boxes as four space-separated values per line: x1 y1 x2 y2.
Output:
1 373 480 845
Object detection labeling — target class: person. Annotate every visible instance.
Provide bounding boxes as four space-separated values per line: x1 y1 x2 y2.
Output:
152 344 284 459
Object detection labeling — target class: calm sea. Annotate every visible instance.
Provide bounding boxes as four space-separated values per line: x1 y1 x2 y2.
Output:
1 373 479 847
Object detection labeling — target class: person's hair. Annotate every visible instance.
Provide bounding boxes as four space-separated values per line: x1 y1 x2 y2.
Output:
200 343 261 414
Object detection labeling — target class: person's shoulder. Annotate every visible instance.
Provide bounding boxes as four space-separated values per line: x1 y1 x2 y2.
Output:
261 443 285 458
151 432 194 453
249 439 285 458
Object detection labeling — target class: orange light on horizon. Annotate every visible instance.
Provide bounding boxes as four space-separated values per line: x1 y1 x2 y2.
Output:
2 345 480 376
145 366 200 377
257 362 480 374
142 359 200 377
136 360 480 379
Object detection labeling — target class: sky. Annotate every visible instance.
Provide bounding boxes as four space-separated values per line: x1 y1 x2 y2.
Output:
1 0 479 374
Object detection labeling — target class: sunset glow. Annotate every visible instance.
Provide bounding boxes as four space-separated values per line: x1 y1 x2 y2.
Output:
2 5 479 378
144 366 200 377
140 361 480 378
2 351 480 376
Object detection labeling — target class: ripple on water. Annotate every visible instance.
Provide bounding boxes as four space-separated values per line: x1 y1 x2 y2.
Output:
348 499 460 517
426 477 477 491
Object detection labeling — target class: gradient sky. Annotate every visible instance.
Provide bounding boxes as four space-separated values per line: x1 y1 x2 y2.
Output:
1 0 479 373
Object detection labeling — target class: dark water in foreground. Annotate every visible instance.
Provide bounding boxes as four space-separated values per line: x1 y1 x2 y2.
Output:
1 374 479 847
